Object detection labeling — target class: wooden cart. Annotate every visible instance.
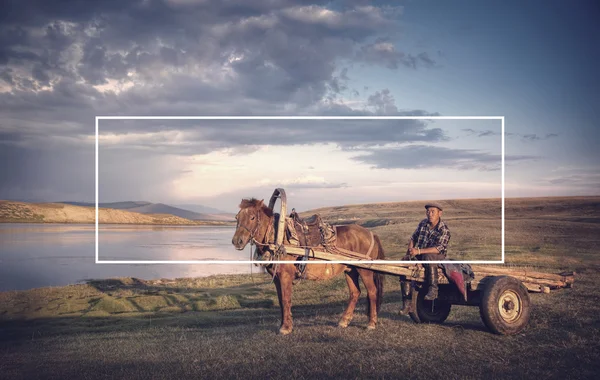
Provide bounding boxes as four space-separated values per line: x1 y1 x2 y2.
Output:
266 188 575 335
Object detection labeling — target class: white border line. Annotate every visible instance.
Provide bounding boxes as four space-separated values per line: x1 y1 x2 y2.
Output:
502 116 505 263
95 116 99 264
96 116 505 265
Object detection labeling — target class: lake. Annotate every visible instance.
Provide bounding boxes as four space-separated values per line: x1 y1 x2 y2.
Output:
0 223 259 291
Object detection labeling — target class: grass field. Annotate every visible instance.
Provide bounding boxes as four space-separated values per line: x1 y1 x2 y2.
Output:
1 196 599 379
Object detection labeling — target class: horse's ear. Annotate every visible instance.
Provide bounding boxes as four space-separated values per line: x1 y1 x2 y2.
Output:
260 199 264 206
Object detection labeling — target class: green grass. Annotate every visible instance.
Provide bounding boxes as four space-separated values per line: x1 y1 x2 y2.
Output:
1 271 599 379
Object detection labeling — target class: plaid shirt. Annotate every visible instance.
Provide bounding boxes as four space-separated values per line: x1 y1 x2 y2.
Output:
411 219 451 256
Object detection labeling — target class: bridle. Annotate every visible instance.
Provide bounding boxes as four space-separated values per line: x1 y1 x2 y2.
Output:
236 207 281 280
235 208 274 248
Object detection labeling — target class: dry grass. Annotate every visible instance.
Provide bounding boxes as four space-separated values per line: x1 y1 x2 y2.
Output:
307 196 600 264
1 196 599 379
1 272 599 379
0 200 231 225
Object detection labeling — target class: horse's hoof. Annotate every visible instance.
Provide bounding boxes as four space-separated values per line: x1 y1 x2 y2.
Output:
338 321 349 328
279 327 292 335
366 324 377 330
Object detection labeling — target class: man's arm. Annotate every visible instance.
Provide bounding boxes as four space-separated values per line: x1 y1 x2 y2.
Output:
434 227 451 256
404 224 421 259
407 238 414 252
409 246 442 256
403 238 414 260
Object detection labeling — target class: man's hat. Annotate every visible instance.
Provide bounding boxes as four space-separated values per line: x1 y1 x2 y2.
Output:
425 202 443 211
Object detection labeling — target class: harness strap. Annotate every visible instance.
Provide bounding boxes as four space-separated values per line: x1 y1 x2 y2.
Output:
330 246 371 260
319 225 372 260
366 231 375 258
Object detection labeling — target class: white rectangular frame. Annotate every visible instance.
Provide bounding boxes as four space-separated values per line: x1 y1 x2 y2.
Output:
96 116 505 265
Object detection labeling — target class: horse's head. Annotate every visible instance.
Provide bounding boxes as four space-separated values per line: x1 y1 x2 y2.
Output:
231 198 273 250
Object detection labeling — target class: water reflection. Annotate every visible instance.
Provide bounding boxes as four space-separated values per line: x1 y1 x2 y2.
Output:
0 223 254 291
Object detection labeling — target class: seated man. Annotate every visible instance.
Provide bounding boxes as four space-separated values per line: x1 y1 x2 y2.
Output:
402 202 451 305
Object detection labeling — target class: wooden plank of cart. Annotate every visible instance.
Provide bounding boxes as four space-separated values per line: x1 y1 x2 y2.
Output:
267 188 575 335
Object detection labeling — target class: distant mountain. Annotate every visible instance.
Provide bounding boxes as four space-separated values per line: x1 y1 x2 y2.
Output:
127 203 233 221
174 204 229 215
61 201 151 209
58 201 234 221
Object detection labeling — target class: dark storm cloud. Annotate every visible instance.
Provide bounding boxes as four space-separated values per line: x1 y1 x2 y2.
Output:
97 118 449 154
0 143 94 202
0 1 400 96
0 0 441 201
0 1 427 133
352 145 538 171
97 147 188 202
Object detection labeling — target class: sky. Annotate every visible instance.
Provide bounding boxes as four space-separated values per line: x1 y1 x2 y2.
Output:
1 0 598 213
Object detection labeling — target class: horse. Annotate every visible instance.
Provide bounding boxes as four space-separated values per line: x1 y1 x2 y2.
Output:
231 198 385 335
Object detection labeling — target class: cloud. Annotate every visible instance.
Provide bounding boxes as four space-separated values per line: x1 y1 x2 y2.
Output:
0 142 94 202
465 130 558 141
351 145 538 171
367 89 398 114
0 2 402 100
357 39 436 69
543 166 600 188
505 132 559 141
462 128 499 137
258 175 348 190
0 1 433 142
0 1 449 202
521 133 559 141
94 118 449 152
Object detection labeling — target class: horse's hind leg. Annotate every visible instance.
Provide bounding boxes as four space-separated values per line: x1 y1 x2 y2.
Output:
339 268 361 328
358 269 378 330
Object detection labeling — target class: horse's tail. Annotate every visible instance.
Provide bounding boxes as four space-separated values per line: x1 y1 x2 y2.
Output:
373 233 385 313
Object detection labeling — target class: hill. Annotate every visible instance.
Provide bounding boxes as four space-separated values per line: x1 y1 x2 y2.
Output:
0 201 230 225
174 203 230 215
61 201 152 209
59 201 233 221
300 196 600 262
125 203 233 221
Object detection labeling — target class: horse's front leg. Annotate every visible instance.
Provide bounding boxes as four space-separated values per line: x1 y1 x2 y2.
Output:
339 268 360 328
273 265 294 335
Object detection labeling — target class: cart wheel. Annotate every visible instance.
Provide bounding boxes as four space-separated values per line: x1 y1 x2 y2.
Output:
479 276 530 335
409 286 452 324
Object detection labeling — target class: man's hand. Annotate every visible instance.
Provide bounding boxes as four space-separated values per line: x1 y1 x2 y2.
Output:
408 247 420 257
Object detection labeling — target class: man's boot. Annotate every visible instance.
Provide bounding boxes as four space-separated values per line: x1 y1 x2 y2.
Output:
399 280 412 315
424 264 439 301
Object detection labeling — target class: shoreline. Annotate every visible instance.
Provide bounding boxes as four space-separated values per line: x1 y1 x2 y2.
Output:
0 272 259 295
0 220 235 226
0 200 235 225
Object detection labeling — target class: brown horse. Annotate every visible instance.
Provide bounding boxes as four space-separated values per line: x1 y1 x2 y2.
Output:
231 198 385 335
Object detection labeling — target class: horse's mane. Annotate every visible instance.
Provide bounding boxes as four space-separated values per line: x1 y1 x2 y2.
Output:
239 198 273 217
